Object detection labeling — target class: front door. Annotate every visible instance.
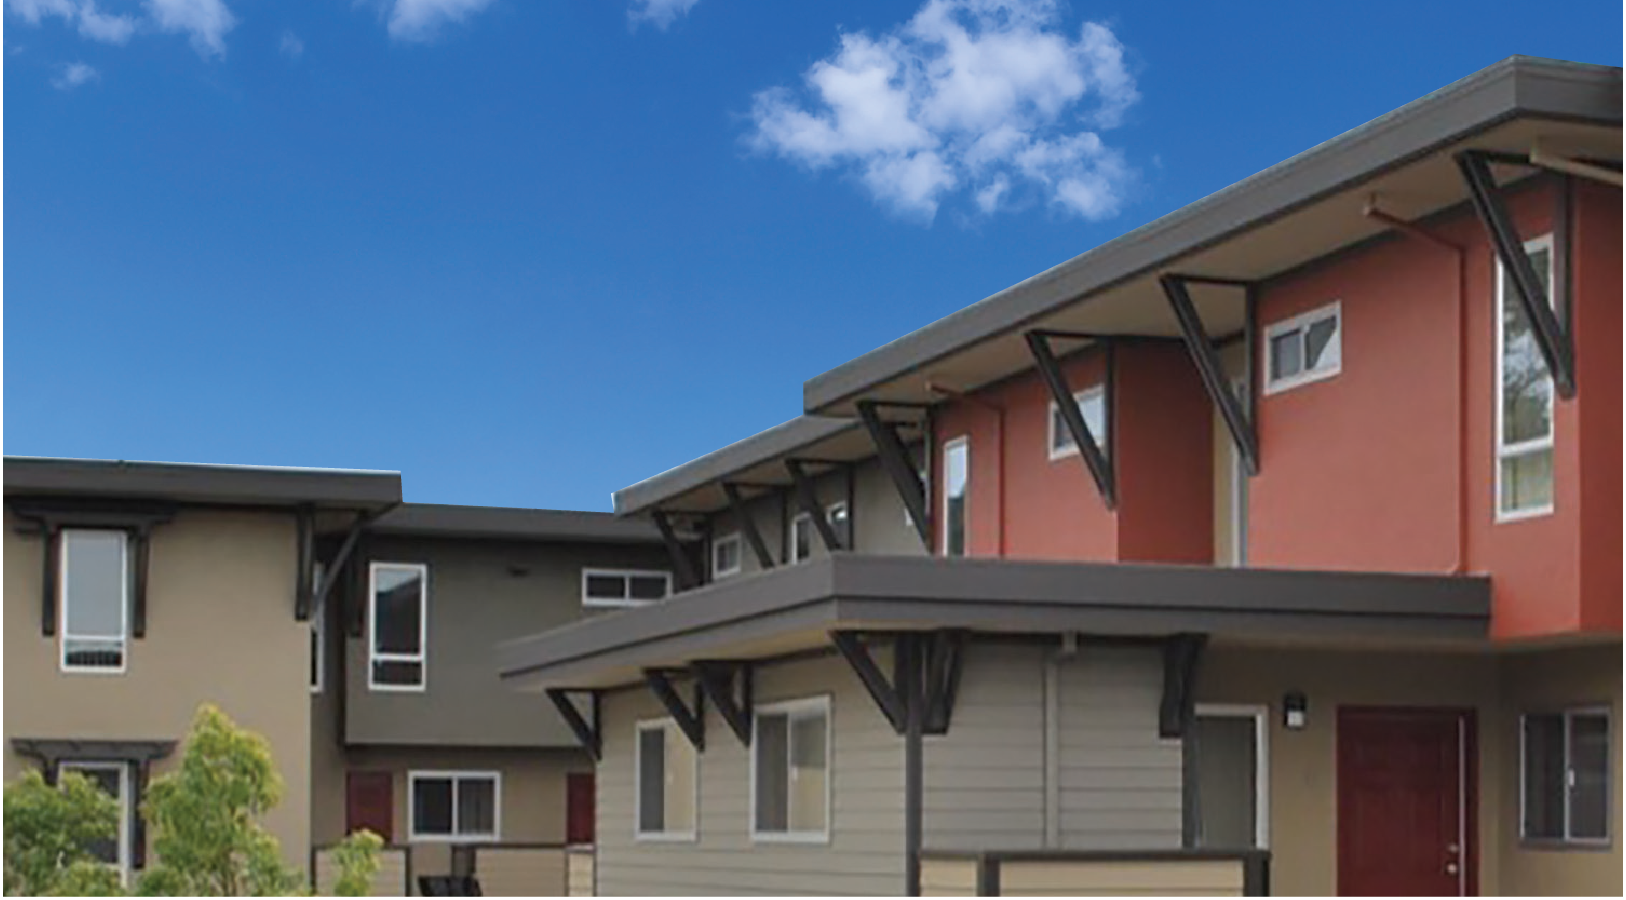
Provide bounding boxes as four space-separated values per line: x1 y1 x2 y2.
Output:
1337 708 1474 896
345 771 394 842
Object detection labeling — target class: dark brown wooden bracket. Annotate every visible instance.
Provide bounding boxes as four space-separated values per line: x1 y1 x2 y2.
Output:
693 660 754 746
645 668 706 751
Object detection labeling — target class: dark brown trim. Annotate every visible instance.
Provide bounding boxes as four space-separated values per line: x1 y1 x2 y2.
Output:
8 500 175 639
4 456 401 509
644 668 705 751
721 482 776 571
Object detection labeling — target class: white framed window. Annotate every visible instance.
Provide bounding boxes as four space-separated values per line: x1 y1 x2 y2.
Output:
60 529 130 674
1190 704 1269 850
635 718 698 840
1048 384 1109 461
310 561 326 694
751 696 831 843
58 760 132 882
941 437 969 557
408 771 500 841
790 512 814 564
1520 707 1609 844
1495 234 1557 521
368 562 427 691
582 569 672 608
1263 301 1342 394
712 532 742 579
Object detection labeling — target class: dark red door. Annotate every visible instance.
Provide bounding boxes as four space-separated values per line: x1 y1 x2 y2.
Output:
566 772 595 845
1337 708 1474 896
345 771 394 843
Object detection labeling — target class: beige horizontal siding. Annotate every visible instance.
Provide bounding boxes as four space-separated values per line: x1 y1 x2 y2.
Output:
472 846 567 896
595 654 905 896
312 846 409 897
566 848 595 897
920 857 980 897
999 859 1244 897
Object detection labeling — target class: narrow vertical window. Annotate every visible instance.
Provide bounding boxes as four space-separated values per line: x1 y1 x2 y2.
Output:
826 502 850 548
942 437 969 557
712 533 743 579
752 697 831 841
789 513 813 564
310 561 326 693
635 720 697 840
58 761 131 881
60 529 129 673
1496 235 1556 520
369 562 427 691
1188 706 1268 849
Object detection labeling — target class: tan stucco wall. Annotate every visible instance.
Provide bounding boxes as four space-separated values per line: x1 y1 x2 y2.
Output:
1496 643 1623 897
1197 646 1506 897
318 745 590 878
2 508 311 872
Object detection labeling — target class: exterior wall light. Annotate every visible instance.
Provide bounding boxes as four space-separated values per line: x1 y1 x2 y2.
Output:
1283 691 1309 730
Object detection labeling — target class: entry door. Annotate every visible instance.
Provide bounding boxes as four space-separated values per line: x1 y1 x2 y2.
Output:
566 772 595 844
345 771 394 842
1337 708 1473 896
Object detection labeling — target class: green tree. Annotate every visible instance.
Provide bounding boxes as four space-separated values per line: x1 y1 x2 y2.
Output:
326 831 383 897
3 769 124 897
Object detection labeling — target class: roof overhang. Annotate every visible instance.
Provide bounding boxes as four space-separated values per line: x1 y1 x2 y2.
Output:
371 503 675 544
802 56 1622 415
499 554 1491 691
611 416 898 517
3 457 402 511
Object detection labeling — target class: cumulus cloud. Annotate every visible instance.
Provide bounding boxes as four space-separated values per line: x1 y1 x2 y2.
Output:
77 1 135 44
384 0 497 42
628 0 698 31
279 29 303 59
748 0 1139 222
6 0 75 23
51 59 97 88
144 0 235 57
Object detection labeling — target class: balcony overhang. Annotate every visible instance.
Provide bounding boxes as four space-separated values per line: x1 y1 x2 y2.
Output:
801 56 1621 416
498 554 1491 692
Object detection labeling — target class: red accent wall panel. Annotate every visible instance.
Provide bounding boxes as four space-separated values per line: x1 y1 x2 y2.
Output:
1574 181 1622 634
1116 342 1214 564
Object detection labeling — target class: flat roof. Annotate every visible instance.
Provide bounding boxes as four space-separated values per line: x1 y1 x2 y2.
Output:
372 502 676 544
3 456 402 510
611 416 877 517
499 554 1491 690
802 55 1622 414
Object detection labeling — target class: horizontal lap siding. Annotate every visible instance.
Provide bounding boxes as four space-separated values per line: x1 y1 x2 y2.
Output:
595 654 905 896
474 847 567 896
925 644 1046 850
1057 647 1182 850
1000 859 1243 897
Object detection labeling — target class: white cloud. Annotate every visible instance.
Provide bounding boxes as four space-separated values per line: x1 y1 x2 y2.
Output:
384 0 496 42
279 29 303 59
77 1 135 44
628 0 698 31
748 0 1139 222
51 60 97 88
144 0 235 57
5 0 75 23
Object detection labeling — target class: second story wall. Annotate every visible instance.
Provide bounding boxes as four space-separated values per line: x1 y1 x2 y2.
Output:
343 535 672 746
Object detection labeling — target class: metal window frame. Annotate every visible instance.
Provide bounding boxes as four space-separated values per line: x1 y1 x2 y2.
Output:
59 528 130 675
940 436 970 557
406 770 502 843
1261 301 1343 395
748 694 833 845
633 717 699 842
580 568 674 609
711 532 744 579
1518 707 1613 846
1046 384 1110 463
1493 233 1559 523
367 561 429 692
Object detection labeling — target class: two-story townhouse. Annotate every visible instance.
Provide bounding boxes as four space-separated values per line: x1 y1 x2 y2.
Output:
3 457 402 884
499 56 1622 897
310 502 679 892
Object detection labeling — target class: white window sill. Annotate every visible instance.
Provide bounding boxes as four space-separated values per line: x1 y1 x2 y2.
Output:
1263 365 1340 396
1494 504 1556 524
634 831 697 843
408 833 499 844
751 831 831 845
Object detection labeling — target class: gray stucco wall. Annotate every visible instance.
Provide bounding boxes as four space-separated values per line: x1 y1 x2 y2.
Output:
344 535 672 746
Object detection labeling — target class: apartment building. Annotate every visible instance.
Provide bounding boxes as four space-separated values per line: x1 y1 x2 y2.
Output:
3 459 683 895
499 56 1623 896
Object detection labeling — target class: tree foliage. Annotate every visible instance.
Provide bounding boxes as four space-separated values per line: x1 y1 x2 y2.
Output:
4 704 384 897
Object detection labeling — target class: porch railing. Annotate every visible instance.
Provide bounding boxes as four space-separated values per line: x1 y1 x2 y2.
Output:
918 849 1271 897
450 841 578 896
311 843 412 897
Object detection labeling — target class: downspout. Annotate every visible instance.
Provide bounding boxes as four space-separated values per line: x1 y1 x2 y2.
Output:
1363 197 1467 571
1043 633 1077 848
926 382 1006 557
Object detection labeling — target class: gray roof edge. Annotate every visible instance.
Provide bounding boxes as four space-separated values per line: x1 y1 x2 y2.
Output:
611 415 861 516
3 456 403 507
370 502 669 543
800 55 1622 412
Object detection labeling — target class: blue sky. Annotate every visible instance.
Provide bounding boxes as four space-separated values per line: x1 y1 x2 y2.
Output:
4 0 1620 510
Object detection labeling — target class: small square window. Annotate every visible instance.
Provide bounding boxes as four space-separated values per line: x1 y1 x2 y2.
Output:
409 772 499 841
1048 385 1108 461
712 533 743 579
1264 302 1341 394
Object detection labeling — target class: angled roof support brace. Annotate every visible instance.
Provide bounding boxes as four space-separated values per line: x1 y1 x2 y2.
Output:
545 689 602 762
720 482 776 570
645 668 706 751
1456 149 1576 398
693 660 753 746
833 630 964 737
832 630 906 733
651 508 700 591
1161 274 1260 475
1025 331 1115 508
1158 632 1208 740
784 459 844 552
856 401 931 549
314 507 395 638
922 630 967 734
